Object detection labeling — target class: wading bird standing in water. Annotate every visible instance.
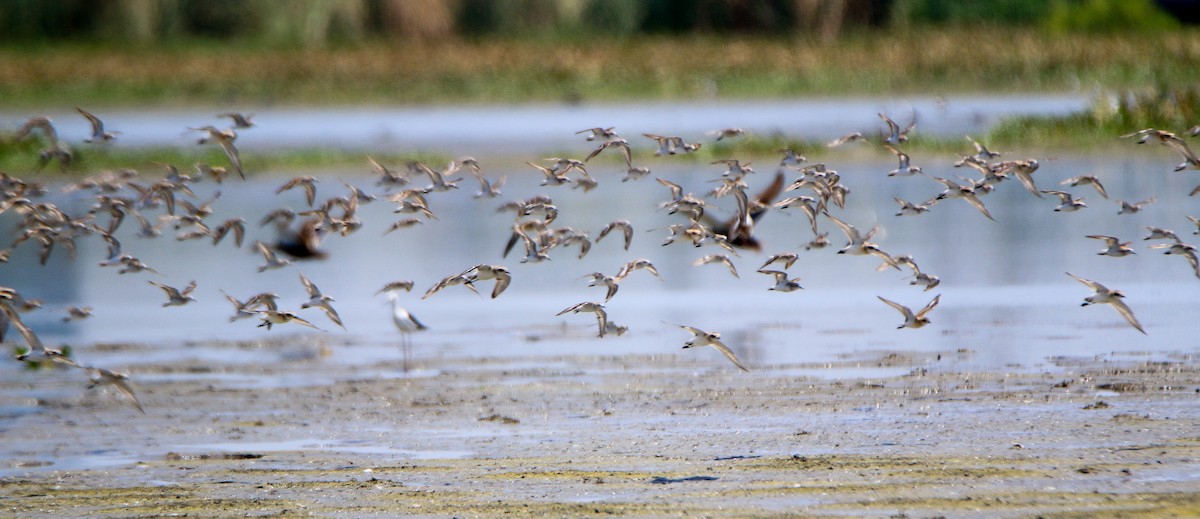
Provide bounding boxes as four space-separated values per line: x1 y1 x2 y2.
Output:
381 286 426 372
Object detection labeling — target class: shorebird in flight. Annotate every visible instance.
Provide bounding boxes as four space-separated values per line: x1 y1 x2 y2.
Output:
1061 175 1108 199
584 138 632 167
86 367 144 414
461 264 512 299
1086 235 1136 257
693 254 739 278
276 176 318 207
580 272 620 302
576 127 619 141
708 127 745 141
760 252 798 271
1120 128 1200 171
557 301 609 338
299 273 345 329
1067 272 1146 334
221 291 276 322
925 174 995 221
883 143 921 176
1143 227 1180 242
615 258 662 282
62 306 93 323
255 294 321 331
218 112 255 129
758 269 803 292
190 125 244 179
148 280 196 307
878 112 916 144
827 132 866 147
893 197 931 216
76 107 120 143
1149 240 1200 280
667 323 749 372
878 294 941 329
778 148 806 167
966 135 1002 161
1117 197 1156 215
255 241 291 272
1041 190 1087 212
597 220 634 251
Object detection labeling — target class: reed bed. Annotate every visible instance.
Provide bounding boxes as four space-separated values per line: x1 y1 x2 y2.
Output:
1 28 1198 107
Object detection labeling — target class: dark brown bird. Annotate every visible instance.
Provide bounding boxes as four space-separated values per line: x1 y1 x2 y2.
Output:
705 171 785 252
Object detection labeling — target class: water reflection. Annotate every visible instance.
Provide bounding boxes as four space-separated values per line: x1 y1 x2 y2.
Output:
0 151 1197 377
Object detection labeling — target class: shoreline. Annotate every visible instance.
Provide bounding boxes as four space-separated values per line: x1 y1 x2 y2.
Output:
4 344 1199 517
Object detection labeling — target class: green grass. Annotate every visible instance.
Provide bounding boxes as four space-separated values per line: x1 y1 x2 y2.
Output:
4 29 1198 170
0 136 445 178
1 28 1199 108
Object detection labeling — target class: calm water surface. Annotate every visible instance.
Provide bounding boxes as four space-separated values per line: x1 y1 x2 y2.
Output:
0 94 1088 154
2 149 1196 376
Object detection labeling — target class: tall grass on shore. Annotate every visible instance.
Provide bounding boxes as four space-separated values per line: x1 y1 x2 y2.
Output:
3 87 1192 176
1 28 1198 108
991 86 1200 149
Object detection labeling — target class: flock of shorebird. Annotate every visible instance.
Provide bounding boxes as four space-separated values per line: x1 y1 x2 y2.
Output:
3 108 1200 414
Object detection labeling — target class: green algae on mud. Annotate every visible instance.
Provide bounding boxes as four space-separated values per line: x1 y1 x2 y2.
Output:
7 448 1200 518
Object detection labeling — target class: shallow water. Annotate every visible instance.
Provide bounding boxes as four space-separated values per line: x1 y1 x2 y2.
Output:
2 147 1197 382
0 94 1087 154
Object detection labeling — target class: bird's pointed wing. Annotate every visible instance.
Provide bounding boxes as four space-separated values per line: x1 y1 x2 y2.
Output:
76 107 103 134
112 375 145 414
299 273 319 298
491 271 511 299
594 308 608 338
218 140 244 180
556 303 583 316
708 338 750 372
1013 170 1041 197
1109 298 1146 334
824 212 859 241
666 322 704 337
256 241 276 261
877 296 915 320
916 294 941 318
962 193 995 221
1066 272 1103 291
1 302 44 353
322 305 346 329
290 314 322 330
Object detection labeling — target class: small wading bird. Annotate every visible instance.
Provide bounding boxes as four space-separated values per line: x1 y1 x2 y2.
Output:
298 273 345 330
148 280 196 307
693 254 739 278
76 107 120 143
1041 190 1087 212
758 269 803 292
254 292 321 331
557 301 608 338
666 323 749 372
1086 235 1136 257
877 294 941 329
86 367 144 414
878 112 916 144
381 288 426 372
1066 272 1146 334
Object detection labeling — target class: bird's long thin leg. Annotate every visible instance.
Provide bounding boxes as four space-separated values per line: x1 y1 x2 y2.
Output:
402 331 411 374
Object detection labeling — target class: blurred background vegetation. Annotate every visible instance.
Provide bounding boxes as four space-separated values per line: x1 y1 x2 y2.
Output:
0 0 1195 150
0 0 1187 46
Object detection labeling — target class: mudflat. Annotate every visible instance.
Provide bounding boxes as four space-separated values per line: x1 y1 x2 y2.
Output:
3 337 1199 518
